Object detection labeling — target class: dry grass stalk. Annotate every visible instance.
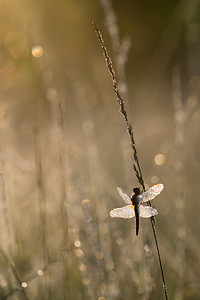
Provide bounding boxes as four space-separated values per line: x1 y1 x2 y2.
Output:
93 21 168 300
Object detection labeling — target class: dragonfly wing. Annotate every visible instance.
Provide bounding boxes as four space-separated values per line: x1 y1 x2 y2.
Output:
140 183 164 203
139 205 158 218
117 187 131 204
110 205 135 219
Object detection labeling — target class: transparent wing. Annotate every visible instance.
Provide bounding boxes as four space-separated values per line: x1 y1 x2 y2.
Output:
139 205 158 218
110 205 135 219
117 187 131 204
140 183 164 203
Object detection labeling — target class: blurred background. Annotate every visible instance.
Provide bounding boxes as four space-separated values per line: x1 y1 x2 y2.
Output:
0 0 200 299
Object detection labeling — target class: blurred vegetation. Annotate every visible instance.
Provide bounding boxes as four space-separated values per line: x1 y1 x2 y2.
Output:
0 0 200 299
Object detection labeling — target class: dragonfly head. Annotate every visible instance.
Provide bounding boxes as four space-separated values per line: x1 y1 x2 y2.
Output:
133 187 140 195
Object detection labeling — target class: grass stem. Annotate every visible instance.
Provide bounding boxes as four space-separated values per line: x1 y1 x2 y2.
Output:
93 20 168 300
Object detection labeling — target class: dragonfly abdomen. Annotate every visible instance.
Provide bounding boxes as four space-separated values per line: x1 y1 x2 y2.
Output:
134 204 140 236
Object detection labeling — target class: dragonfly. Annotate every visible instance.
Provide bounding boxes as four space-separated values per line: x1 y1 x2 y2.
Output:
110 183 164 236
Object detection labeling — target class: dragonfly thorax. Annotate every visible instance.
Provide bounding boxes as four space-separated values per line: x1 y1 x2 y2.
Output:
131 187 142 205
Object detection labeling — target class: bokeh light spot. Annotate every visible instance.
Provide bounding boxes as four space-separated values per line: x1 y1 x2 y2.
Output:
151 175 159 184
75 249 84 258
95 251 104 260
32 45 44 58
154 154 165 165
79 263 87 272
116 237 123 246
21 282 27 288
37 270 44 276
106 261 114 271
82 278 90 286
144 244 152 257
74 240 81 248
81 199 90 205
187 95 198 107
46 88 57 101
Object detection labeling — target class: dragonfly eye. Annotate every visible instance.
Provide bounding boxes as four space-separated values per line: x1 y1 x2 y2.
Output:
133 187 140 195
